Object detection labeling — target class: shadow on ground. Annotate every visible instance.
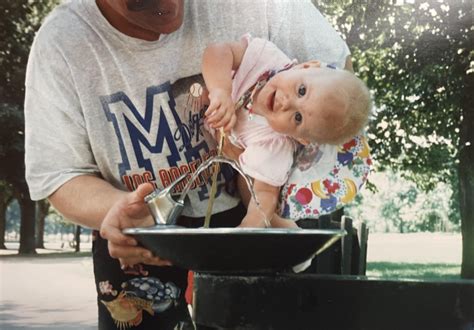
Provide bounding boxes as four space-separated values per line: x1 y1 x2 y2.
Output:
0 302 96 330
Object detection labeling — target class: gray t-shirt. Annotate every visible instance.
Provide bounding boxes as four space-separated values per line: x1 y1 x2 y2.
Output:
25 0 350 217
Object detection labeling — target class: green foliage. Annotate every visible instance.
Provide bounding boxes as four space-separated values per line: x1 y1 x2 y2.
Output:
318 1 471 194
5 198 75 235
380 198 402 231
0 104 24 186
321 0 473 277
378 183 418 233
0 1 58 104
0 180 14 205
0 0 59 188
418 210 443 232
45 212 76 234
6 199 20 233
346 171 458 233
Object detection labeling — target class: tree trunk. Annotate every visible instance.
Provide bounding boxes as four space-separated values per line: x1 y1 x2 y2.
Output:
459 39 474 279
459 131 474 279
18 192 36 255
35 199 49 249
0 199 8 249
74 225 81 252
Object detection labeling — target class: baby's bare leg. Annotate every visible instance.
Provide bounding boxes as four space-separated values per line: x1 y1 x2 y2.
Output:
237 176 298 228
237 174 251 208
271 214 298 228
238 179 280 228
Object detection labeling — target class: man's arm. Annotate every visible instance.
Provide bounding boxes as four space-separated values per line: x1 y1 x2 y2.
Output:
49 176 169 266
266 0 351 69
26 21 167 266
48 175 126 229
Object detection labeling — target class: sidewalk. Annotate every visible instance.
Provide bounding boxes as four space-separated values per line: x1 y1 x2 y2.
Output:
0 242 96 330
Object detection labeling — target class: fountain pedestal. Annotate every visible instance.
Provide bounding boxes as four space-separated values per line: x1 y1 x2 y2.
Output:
193 273 474 330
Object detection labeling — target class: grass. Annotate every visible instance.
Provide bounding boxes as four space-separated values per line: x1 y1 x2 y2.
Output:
367 261 462 280
365 232 462 280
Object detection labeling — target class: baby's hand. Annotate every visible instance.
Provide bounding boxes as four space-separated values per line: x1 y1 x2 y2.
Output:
205 88 236 132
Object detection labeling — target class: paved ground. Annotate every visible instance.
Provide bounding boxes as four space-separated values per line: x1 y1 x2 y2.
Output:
0 233 462 329
0 242 96 330
368 232 462 264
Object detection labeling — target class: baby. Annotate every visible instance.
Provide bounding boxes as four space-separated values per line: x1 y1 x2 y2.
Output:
202 35 371 227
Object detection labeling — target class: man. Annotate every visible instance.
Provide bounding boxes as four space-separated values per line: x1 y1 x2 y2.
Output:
25 0 351 328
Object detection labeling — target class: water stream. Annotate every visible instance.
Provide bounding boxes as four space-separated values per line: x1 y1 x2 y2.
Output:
178 156 271 227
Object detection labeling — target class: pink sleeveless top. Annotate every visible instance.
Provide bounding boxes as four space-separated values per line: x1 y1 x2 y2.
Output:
230 35 297 187
229 36 372 220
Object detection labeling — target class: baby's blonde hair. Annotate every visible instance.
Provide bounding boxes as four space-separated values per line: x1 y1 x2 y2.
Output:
312 69 371 145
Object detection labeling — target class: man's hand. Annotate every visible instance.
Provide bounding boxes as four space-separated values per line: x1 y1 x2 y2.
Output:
99 183 172 267
205 88 236 132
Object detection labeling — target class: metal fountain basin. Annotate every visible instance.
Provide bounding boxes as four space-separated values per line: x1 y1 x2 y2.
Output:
131 156 345 273
123 226 345 273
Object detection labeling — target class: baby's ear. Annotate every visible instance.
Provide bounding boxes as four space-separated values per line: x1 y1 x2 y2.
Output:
295 137 310 146
296 60 321 70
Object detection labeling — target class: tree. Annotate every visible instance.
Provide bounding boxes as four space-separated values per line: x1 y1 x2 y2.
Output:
35 199 50 249
347 170 456 233
74 225 81 252
6 199 21 236
0 1 58 254
0 181 14 249
318 0 473 279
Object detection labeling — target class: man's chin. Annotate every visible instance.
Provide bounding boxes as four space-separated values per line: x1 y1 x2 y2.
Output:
150 20 183 35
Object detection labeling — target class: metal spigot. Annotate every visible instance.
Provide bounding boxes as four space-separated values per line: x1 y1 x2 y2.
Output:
145 173 188 226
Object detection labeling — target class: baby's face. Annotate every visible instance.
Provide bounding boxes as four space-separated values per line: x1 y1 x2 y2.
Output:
252 66 345 144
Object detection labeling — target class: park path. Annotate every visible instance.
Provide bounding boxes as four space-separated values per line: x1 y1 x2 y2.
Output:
368 232 461 263
0 254 96 330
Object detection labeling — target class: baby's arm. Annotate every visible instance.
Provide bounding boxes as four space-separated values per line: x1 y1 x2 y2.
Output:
202 39 248 131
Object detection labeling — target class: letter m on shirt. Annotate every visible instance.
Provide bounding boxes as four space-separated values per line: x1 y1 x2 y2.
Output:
100 82 182 179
